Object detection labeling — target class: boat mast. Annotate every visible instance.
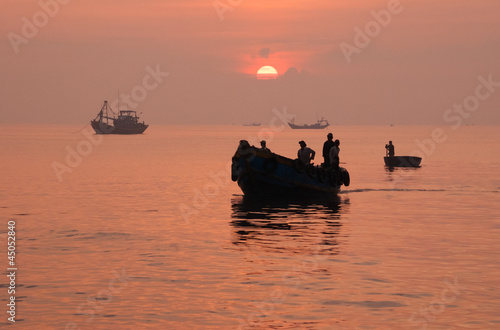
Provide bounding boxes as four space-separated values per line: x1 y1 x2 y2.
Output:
99 102 104 122
104 100 108 125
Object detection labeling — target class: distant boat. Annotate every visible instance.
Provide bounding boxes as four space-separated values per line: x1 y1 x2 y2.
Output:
231 140 350 197
91 100 148 135
288 117 330 129
243 122 261 127
384 156 422 167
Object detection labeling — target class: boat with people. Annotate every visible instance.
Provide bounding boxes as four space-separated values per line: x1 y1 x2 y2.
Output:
91 100 149 135
231 140 350 197
383 141 421 167
288 117 330 129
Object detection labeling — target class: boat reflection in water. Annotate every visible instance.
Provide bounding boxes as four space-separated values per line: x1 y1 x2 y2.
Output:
230 194 349 255
384 164 421 180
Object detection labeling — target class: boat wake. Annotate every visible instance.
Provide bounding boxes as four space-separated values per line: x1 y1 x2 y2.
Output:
340 188 498 194
340 188 445 194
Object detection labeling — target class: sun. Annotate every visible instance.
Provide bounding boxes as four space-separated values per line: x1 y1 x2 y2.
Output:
256 66 278 79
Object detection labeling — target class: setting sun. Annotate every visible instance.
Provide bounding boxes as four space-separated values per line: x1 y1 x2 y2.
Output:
256 66 278 79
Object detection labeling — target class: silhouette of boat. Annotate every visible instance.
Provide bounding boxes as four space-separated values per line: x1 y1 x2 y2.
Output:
288 117 329 129
243 122 261 127
384 156 421 167
91 100 148 135
231 140 350 197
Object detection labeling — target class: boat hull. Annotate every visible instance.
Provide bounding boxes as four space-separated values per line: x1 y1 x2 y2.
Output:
287 122 329 129
91 120 148 134
384 156 421 167
232 143 349 198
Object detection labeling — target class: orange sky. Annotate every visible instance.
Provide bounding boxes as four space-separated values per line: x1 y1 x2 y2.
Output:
1 0 499 124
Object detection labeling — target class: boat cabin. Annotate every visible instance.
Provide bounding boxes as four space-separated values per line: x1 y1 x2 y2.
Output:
118 110 138 119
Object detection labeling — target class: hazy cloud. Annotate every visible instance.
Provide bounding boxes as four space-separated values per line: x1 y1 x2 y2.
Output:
283 67 299 78
280 67 310 80
258 48 271 58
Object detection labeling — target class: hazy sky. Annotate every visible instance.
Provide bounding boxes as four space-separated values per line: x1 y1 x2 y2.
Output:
1 0 499 125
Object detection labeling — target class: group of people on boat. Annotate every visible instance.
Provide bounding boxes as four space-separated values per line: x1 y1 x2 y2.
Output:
297 133 341 169
259 132 341 169
322 133 341 169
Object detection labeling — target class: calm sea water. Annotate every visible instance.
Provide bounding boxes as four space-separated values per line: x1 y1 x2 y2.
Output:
1 124 499 329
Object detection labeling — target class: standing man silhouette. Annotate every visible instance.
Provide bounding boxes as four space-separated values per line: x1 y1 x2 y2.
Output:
329 139 340 169
322 133 335 167
385 141 395 157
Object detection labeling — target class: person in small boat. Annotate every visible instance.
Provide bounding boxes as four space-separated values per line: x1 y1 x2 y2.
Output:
329 139 340 169
260 140 271 152
322 132 335 167
298 140 315 164
385 141 395 157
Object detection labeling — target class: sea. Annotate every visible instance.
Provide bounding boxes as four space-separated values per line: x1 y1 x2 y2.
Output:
0 124 499 329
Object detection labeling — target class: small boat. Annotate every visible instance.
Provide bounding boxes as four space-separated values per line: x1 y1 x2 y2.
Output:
384 156 422 167
91 100 148 135
231 140 350 197
288 117 329 129
243 122 261 127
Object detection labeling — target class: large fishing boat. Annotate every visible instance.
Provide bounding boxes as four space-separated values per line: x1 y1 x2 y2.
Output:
231 140 350 197
91 100 149 135
288 117 330 129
